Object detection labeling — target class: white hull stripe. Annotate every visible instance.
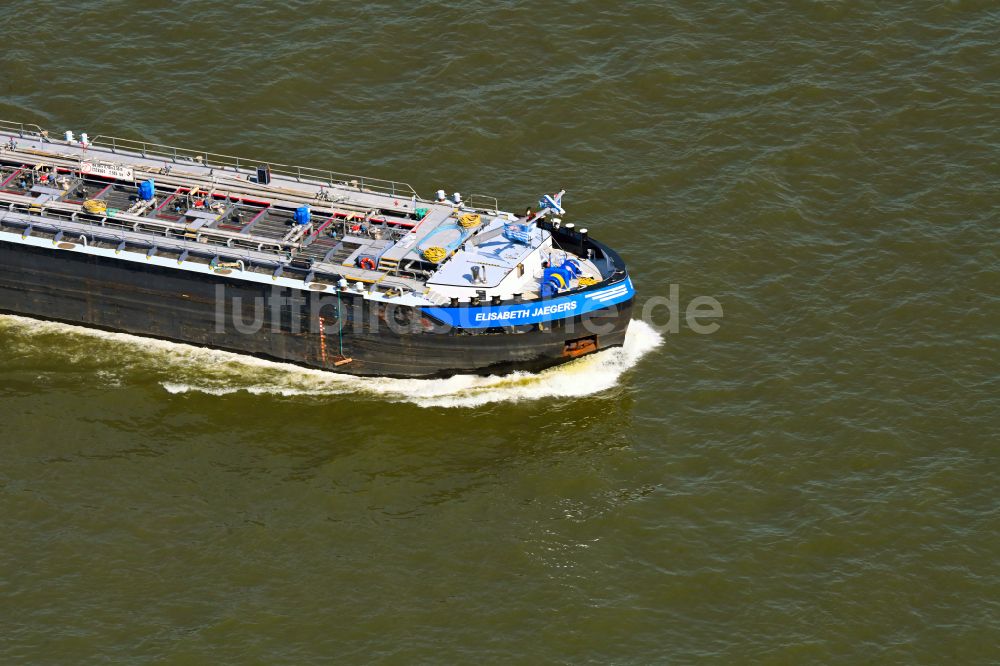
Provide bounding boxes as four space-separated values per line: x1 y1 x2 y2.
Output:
588 286 629 302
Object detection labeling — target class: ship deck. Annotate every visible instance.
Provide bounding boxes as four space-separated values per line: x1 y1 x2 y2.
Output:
0 120 611 305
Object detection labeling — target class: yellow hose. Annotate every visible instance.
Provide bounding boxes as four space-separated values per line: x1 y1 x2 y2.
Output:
423 246 447 263
458 213 481 229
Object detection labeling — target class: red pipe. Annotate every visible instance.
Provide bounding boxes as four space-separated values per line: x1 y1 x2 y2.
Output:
0 168 24 188
311 217 335 237
240 206 269 232
154 193 177 213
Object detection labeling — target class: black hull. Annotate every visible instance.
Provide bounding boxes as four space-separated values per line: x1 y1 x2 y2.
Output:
0 240 633 378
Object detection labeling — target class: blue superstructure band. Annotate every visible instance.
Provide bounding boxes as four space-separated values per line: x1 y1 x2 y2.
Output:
422 277 633 329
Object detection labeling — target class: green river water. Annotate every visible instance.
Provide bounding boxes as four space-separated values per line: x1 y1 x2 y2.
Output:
1 1 998 663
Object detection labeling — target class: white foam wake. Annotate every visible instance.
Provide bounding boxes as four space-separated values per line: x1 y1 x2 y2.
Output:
0 315 662 408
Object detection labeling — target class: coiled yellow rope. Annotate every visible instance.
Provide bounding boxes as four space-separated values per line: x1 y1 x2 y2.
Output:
458 213 481 229
83 199 108 214
578 276 599 286
423 246 447 263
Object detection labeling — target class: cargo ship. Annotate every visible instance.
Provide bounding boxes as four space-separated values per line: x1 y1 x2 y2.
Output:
0 120 633 378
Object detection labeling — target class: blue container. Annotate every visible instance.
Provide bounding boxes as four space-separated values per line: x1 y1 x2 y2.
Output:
294 206 311 225
138 179 155 201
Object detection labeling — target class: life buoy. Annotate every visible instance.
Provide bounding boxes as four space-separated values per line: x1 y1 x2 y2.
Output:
359 257 376 271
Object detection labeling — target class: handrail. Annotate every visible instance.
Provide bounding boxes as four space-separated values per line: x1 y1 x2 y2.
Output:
466 194 499 213
0 118 419 199
0 190 297 254
88 134 418 199
0 119 47 139
0 202 292 268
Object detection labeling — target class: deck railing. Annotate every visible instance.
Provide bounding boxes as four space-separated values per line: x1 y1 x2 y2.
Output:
0 119 46 139
0 119 418 199
466 194 500 213
91 134 417 199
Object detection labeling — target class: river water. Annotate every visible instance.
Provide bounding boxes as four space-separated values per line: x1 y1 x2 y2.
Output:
1 1 998 663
